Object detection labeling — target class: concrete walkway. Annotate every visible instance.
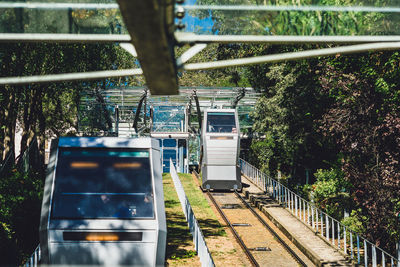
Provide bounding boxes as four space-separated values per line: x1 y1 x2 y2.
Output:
242 176 352 267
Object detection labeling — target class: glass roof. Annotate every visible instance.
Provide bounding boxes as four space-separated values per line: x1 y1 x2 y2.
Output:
2 1 400 100
78 86 257 135
1 1 399 36
81 86 260 110
0 1 126 34
178 1 400 36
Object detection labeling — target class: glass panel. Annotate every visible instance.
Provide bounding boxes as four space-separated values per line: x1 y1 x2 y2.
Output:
51 148 154 219
163 139 177 147
163 149 177 160
178 2 400 36
152 106 185 132
188 136 200 165
0 3 126 34
207 112 236 133
158 139 162 148
163 149 176 173
163 160 170 173
178 139 187 157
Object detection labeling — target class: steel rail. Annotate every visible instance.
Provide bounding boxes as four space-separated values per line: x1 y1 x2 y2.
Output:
206 191 259 267
234 191 307 267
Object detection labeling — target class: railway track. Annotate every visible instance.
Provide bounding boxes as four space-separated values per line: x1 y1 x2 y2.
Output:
206 190 309 267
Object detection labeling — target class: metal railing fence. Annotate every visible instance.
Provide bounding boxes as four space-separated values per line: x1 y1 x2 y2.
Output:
0 150 14 177
16 136 40 174
24 245 40 267
239 158 399 267
170 159 215 267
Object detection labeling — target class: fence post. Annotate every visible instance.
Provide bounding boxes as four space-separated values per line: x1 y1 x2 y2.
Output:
344 226 347 254
290 192 294 212
357 235 360 264
350 232 354 260
332 218 335 245
338 222 340 249
286 188 289 208
311 206 315 230
326 214 329 241
397 240 400 267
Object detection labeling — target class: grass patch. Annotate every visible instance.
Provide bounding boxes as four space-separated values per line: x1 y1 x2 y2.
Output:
163 173 199 266
177 173 226 237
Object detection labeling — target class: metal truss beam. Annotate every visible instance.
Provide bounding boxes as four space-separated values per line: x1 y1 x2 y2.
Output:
182 4 400 13
0 69 143 85
0 2 118 9
0 34 131 43
117 0 178 95
176 44 208 67
175 33 400 44
183 42 400 71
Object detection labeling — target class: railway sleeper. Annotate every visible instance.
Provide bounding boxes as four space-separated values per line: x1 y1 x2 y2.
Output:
248 247 272 252
232 223 252 227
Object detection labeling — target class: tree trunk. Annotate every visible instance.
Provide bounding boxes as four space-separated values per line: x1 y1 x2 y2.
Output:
20 87 31 158
37 91 46 176
3 87 18 162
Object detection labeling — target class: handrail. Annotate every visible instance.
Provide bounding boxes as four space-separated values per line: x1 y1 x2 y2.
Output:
239 158 399 267
0 150 14 176
170 159 215 267
24 245 40 267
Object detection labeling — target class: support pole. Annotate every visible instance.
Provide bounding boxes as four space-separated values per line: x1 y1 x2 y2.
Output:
193 90 202 134
132 90 148 133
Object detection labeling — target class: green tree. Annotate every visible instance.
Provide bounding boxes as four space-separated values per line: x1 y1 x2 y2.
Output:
318 52 400 251
249 57 337 183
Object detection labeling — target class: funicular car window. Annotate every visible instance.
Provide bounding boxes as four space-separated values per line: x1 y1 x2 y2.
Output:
51 148 154 219
206 112 236 133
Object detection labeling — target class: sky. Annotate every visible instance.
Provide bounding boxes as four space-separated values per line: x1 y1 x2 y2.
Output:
177 0 215 34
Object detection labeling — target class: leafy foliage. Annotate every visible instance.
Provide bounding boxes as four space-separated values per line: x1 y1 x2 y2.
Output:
193 0 400 36
318 52 400 251
0 169 43 265
249 57 337 183
341 209 369 235
310 168 351 219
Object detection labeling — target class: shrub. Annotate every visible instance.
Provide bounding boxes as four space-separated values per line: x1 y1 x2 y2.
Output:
310 168 352 219
0 168 43 265
341 208 368 235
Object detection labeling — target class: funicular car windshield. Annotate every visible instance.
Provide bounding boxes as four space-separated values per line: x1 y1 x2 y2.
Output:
51 148 154 219
206 112 237 133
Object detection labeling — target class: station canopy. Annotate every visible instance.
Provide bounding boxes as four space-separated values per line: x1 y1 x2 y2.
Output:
78 86 259 135
2 0 400 109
